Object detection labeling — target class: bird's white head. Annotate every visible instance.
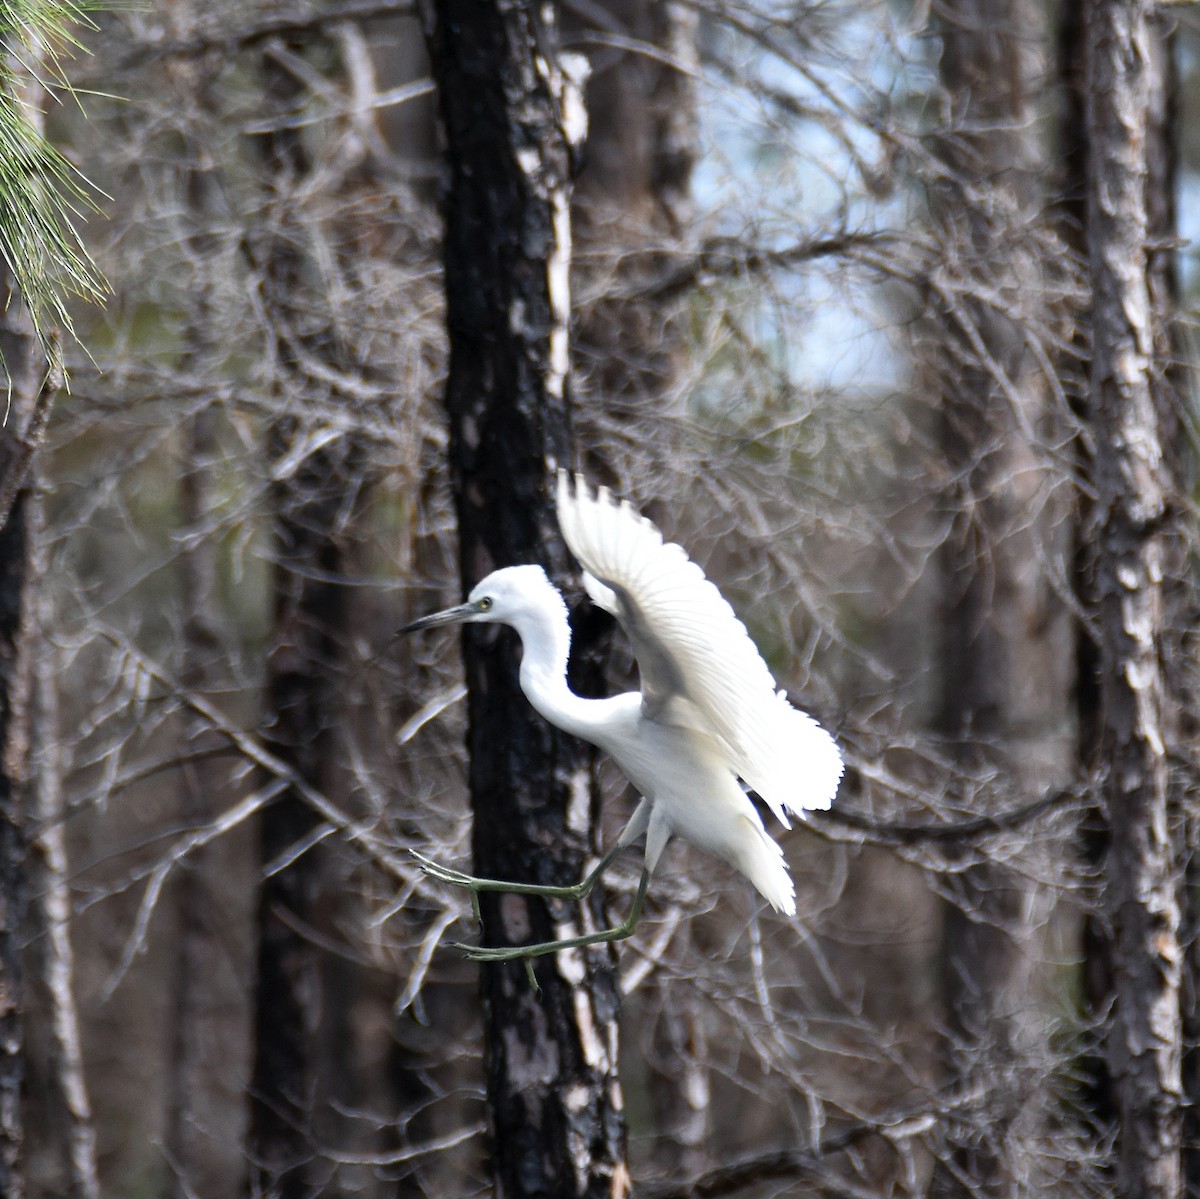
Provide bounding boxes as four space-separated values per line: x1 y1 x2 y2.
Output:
398 564 567 637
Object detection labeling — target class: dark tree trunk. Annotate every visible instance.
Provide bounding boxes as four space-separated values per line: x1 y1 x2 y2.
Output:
927 0 1074 1191
424 2 629 1196
1056 0 1115 1159
248 49 350 1199
1079 0 1184 1195
250 440 347 1199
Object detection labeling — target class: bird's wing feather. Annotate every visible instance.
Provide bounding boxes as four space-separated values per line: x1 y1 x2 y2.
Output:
556 471 843 823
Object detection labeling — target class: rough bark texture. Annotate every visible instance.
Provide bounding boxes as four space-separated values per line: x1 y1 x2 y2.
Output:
425 2 629 1196
1083 0 1183 1194
928 0 1073 1190
1056 0 1116 1160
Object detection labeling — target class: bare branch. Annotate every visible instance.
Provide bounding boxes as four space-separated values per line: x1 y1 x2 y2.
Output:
91 628 426 892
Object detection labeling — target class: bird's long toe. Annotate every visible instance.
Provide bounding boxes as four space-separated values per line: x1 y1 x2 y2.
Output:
454 941 522 961
411 849 478 888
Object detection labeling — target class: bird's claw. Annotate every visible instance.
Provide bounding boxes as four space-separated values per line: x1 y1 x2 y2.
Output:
410 849 479 889
411 851 484 927
449 940 543 989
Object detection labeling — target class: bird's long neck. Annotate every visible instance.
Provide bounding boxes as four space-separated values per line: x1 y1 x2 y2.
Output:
510 598 608 745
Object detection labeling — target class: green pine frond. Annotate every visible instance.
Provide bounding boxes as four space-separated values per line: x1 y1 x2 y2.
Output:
0 0 107 370
0 0 99 86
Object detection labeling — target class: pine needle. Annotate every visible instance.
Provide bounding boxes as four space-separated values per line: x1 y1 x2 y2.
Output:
0 0 108 371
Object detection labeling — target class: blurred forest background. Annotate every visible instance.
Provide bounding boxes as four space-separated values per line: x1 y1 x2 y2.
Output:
0 0 1197 1197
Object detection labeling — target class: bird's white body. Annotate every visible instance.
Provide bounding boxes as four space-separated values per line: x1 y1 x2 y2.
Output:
426 474 845 919
503 574 798 912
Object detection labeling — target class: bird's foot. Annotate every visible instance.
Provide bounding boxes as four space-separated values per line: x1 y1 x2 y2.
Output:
449 921 640 962
410 848 608 902
415 854 647 970
451 939 561 962
412 848 593 931
449 875 649 962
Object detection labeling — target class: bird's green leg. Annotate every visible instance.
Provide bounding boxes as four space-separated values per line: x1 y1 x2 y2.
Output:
412 842 625 904
454 869 651 962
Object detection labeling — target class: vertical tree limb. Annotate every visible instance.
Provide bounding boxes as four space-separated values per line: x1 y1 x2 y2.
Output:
247 45 351 1199
926 1 1075 1188
166 405 229 1199
0 291 38 1199
28 528 99 1199
159 32 239 1191
423 2 630 1195
1083 0 1184 1194
0 11 100 1185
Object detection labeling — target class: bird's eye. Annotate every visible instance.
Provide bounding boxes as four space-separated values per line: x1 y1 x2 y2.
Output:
477 596 493 612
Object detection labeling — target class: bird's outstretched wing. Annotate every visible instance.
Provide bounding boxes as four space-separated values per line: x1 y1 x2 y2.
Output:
555 471 843 823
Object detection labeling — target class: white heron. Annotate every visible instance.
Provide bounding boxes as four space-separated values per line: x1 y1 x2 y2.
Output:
400 471 843 960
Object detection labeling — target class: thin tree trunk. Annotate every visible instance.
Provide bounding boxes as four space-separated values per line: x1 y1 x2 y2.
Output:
1142 17 1195 1199
1081 0 1184 1194
28 538 99 1199
424 2 629 1196
0 293 39 1199
0 21 83 1193
247 49 347 1199
161 28 233 1184
250 434 346 1199
1143 19 1200 1197
1055 0 1116 1166
166 404 228 1199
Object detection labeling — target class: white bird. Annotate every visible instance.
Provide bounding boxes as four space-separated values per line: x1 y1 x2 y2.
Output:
400 471 843 960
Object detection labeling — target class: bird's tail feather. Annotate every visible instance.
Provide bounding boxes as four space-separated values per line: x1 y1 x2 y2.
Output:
736 818 797 916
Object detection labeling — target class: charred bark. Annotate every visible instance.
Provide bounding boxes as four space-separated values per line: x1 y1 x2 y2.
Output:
424 2 629 1196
